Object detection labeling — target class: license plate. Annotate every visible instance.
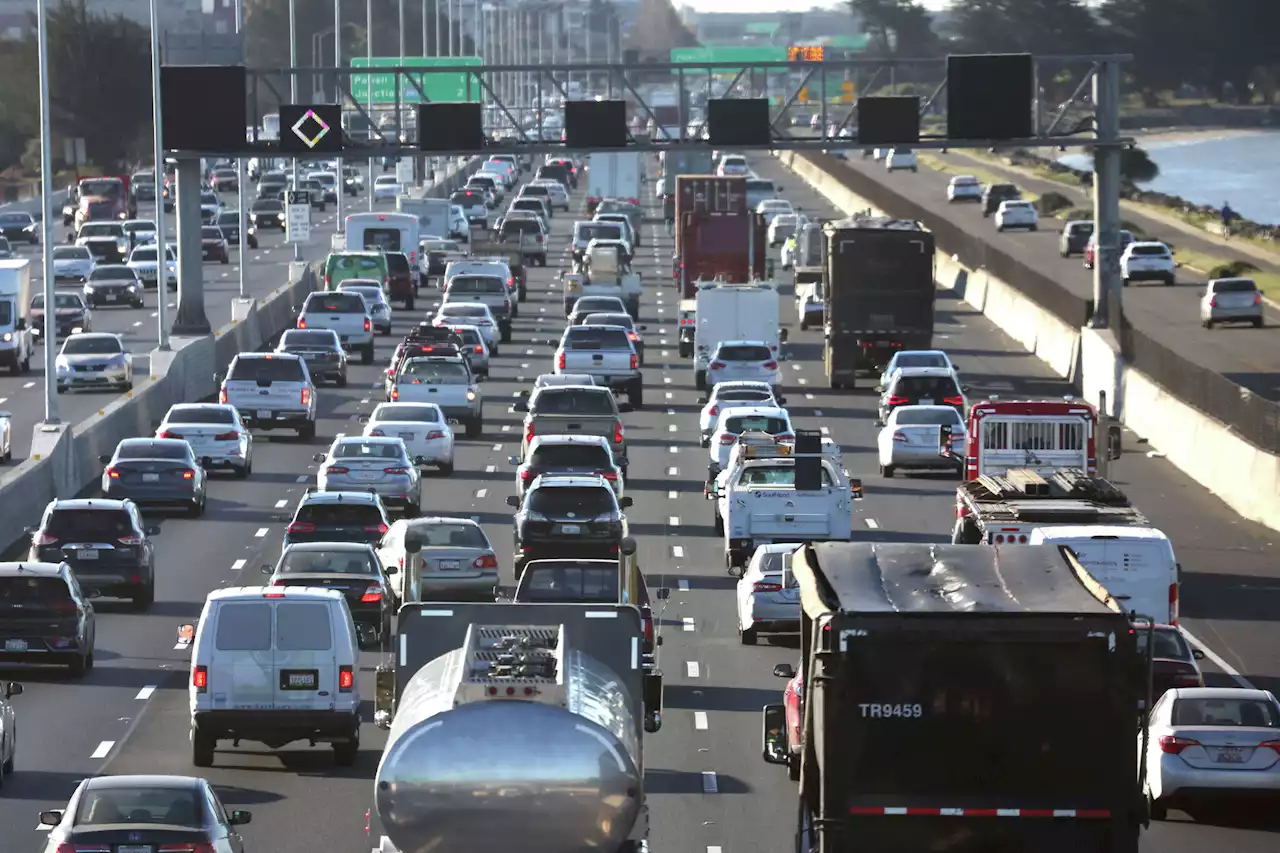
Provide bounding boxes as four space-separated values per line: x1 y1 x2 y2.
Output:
143 473 159 482
106 293 118 301
256 409 271 420
1217 747 1245 763
446 418 460 424
399 433 415 442
4 639 27 652
340 336 349 342
439 560 461 570
559 524 581 535
118 846 152 853
77 549 98 560
282 671 317 690
919 398 934 406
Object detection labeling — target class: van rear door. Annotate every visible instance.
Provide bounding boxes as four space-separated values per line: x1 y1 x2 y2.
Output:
210 600 275 709
271 599 338 710
1055 535 1178 624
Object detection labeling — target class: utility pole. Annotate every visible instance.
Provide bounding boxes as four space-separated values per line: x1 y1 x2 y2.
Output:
336 0 345 232
289 0 301 259
146 0 170 354
448 0 455 56
1090 60 1123 330
367 0 375 212
399 0 406 58
235 0 249 299
37 0 59 422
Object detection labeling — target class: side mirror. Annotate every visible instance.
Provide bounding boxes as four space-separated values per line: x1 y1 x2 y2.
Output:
475 374 487 383
619 496 633 508
506 495 520 507
778 329 789 343
385 563 398 574
311 452 326 463
637 325 647 331
214 372 224 384
776 396 787 405
145 525 161 536
229 810 252 826
4 681 22 698
696 396 708 405
773 662 796 679
873 419 884 428
1199 289 1206 298
260 564 272 574
175 622 195 648
358 415 370 423
1107 423 1122 461
951 365 960 372
874 384 884 393
98 453 112 464
617 402 634 413
762 704 790 765
655 586 670 600
39 810 63 827
961 385 972 394
413 456 429 466
513 400 528 412
16 317 25 330
620 536 638 556
1191 648 1205 660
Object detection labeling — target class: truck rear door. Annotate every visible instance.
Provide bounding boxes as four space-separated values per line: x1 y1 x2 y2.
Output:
223 357 309 414
977 415 1089 477
270 599 337 712
560 328 635 376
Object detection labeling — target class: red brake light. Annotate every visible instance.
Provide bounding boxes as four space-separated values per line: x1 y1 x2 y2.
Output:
218 387 228 404
601 470 617 481
557 352 566 370
426 430 447 439
1158 735 1200 755
339 665 355 691
158 430 179 439
364 523 390 534
763 361 777 370
360 584 383 603
390 387 400 401
325 465 350 474
297 317 307 329
710 361 726 369
213 431 238 441
364 318 371 332
1260 740 1280 755
614 420 624 444
774 433 795 443
32 532 58 546
520 468 535 482
1209 297 1219 308
630 353 638 370
192 665 208 691
719 433 737 445
753 581 783 592
475 344 483 353
708 405 718 417
383 466 409 474
368 428 385 436
118 535 145 546
180 470 194 480
473 554 498 569
287 521 316 534
886 395 909 406
641 612 654 647
627 331 639 342
892 430 908 442
943 396 965 405
106 467 120 479
301 387 311 406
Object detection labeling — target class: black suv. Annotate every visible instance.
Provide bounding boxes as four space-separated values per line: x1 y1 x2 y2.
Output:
283 491 391 550
506 475 631 575
26 499 160 610
0 561 97 676
981 183 1021 217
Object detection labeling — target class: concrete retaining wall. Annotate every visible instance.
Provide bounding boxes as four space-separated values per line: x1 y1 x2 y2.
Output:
778 150 1280 532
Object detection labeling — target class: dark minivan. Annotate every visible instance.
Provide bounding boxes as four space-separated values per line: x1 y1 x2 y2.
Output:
981 183 1021 217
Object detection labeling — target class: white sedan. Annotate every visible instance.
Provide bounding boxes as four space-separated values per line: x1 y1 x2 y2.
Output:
362 401 456 475
530 180 570 211
1144 687 1280 821
947 175 983 202
885 148 918 172
876 405 967 478
707 405 794 479
735 543 803 645
756 199 794 227
699 380 779 446
372 176 401 201
155 402 254 477
995 200 1039 232
0 409 11 463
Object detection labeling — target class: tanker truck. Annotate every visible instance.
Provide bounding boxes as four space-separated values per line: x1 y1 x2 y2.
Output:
367 600 664 853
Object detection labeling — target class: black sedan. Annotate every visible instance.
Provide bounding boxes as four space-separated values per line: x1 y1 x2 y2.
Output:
214 211 259 249
201 225 230 263
264 541 394 646
39 774 250 852
249 199 286 231
99 438 208 517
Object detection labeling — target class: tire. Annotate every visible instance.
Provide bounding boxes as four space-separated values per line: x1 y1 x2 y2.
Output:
68 651 88 677
405 293 415 310
1029 225 1037 232
800 318 808 331
739 624 757 645
996 225 1005 232
337 373 348 388
438 460 455 476
1165 275 1175 287
298 421 316 441
501 326 512 343
787 753 800 782
188 498 204 518
333 729 359 766
234 462 250 479
713 512 724 536
1147 790 1168 822
1254 317 1264 328
132 581 154 611
629 381 644 409
694 370 706 391
192 728 215 768
220 255 229 265
1123 279 1130 287
465 418 482 438
361 343 374 365
2 736 13 776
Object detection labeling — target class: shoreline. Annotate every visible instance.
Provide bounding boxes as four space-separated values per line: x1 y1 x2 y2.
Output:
1128 126 1278 147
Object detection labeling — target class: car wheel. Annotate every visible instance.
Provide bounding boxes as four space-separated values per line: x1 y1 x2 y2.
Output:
220 255 229 264
362 343 374 365
235 462 250 479
132 580 155 611
465 418 482 438
298 421 316 441
1147 790 1168 822
1166 275 1175 286
713 512 724 536
880 464 895 478
739 624 758 646
191 728 215 768
787 753 800 782
188 497 204 518
1254 317 1264 328
438 460 455 476
68 652 88 678
337 373 348 388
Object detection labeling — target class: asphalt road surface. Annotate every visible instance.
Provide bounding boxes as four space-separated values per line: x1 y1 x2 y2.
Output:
821 151 1280 402
1 154 1277 853
0 167 392 465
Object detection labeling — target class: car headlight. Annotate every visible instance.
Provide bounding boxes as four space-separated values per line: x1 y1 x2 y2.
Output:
55 356 68 370
466 390 477 401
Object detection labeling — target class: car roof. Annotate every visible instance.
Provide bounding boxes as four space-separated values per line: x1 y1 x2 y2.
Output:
65 332 121 343
1029 525 1169 542
299 490 381 505
529 434 610 448
236 351 303 362
208 585 345 603
282 541 376 553
529 473 611 489
83 774 206 791
119 437 190 450
714 339 770 348
890 366 958 378
332 435 404 446
891 404 963 416
404 354 466 364
1127 240 1168 249
49 498 130 510
1165 687 1276 702
0 561 66 578
712 380 774 391
716 405 788 421
404 515 483 527
169 403 236 413
893 349 950 360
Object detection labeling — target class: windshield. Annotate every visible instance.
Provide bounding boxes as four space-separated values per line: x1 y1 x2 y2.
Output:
717 344 771 362
501 219 542 235
407 521 489 548
576 223 621 242
1136 629 1190 661
200 192 217 204
32 294 84 310
78 224 119 237
426 240 458 252
167 406 235 425
532 389 615 415
895 408 963 426
280 549 377 574
131 247 173 262
520 564 618 603
124 221 155 232
724 415 788 435
54 247 90 260
564 328 632 351
343 286 385 305
441 305 487 318
893 375 962 399
361 228 402 252
228 357 306 382
739 465 834 487
892 354 948 371
116 440 189 460
450 191 483 205
295 503 383 526
43 508 131 539
0 213 31 225
79 179 123 200
63 336 122 355
400 360 470 383
1171 697 1280 727
331 254 383 274
372 404 442 423
530 444 611 468
76 786 202 827
451 276 505 293
715 389 774 404
252 200 283 212
331 441 406 461
305 293 365 314
582 313 633 330
281 330 339 349
201 227 223 239
526 486 615 517
1214 279 1259 293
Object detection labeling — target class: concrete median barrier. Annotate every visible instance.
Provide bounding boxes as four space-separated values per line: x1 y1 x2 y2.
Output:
777 149 1280 532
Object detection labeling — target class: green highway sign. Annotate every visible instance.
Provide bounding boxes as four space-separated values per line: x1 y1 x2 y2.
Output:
670 46 788 66
349 56 482 104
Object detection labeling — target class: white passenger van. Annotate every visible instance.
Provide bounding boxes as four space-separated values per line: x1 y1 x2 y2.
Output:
1029 526 1180 625
181 586 362 768
344 211 421 279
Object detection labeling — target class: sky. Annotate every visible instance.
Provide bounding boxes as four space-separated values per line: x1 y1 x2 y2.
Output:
680 0 952 11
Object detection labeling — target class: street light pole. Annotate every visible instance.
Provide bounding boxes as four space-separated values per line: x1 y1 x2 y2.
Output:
335 0 345 232
448 0 455 57
289 0 301 259
367 0 375 212
399 0 406 58
422 0 428 56
147 0 170 355
37 0 59 421
235 0 248 299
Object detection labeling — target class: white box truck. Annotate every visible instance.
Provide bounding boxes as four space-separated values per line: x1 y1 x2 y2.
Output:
397 197 452 241
586 152 642 215
0 258 33 374
692 280 781 389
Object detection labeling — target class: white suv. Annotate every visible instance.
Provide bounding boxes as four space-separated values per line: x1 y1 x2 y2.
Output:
705 341 781 397
995 200 1038 232
1121 241 1176 287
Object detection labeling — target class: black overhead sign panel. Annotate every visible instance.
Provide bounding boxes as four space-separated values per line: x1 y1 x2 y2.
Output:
946 53 1034 141
418 103 485 152
565 100 628 149
856 96 920 146
160 66 248 153
279 104 343 154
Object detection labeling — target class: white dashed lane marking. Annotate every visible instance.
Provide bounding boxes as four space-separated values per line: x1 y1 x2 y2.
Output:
694 711 709 730
90 741 114 759
254 527 269 537
686 661 700 678
866 518 880 529
274 499 288 508
232 559 246 570
678 579 689 592
135 685 157 700
672 545 685 558
682 617 695 632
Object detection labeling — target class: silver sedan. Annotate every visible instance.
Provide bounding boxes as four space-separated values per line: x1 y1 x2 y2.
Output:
734 543 803 645
314 435 424 515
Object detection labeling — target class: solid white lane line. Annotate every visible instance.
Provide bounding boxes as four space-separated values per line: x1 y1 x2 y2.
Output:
668 424 678 432
678 579 690 591
686 661 700 678
492 443 502 451
815 409 824 417
90 741 114 759
701 771 718 793
485 464 496 473
866 518 880 529
274 499 288 509
1180 626 1255 688
135 685 157 700
669 446 678 453
232 559 246 570
23 381 34 388
665 391 672 399
254 527 269 537
694 711 709 730
805 392 814 400
667 467 678 476
682 617 695 632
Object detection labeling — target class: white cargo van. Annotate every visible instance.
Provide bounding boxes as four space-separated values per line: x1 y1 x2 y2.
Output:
1029 526 1180 625
181 586 362 768
345 211 421 283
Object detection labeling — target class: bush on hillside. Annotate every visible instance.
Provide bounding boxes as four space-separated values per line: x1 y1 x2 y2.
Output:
1209 260 1261 279
1034 192 1074 216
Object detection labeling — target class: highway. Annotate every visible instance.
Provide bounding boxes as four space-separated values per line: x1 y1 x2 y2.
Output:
1 153 1278 852
0 170 386 465
816 151 1280 401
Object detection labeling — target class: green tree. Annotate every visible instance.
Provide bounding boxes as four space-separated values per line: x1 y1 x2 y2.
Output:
1098 0 1214 103
945 0 1100 55
849 0 939 57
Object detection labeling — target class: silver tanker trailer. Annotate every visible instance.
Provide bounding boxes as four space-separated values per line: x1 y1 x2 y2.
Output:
367 601 664 853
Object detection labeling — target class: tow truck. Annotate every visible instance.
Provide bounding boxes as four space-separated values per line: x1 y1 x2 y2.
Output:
711 430 860 570
560 239 642 317
964 396 1122 480
368 591 661 853
951 466 1148 545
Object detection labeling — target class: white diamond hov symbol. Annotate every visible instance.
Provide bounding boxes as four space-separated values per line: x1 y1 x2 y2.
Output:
290 109 331 149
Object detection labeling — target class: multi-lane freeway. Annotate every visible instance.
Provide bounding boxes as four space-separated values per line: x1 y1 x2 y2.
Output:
1 153 1277 852
821 151 1280 401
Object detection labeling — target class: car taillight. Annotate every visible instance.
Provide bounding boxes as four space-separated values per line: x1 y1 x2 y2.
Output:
763 361 777 370
473 554 498 569
1260 740 1280 755
508 277 514 288
326 465 350 474
270 577 286 586
301 387 311 406
213 431 238 441
32 532 57 546
118 535 145 546
390 387 400 401
641 611 654 647
892 431 908 442
360 584 383 603
426 430 447 439
775 433 794 443
364 318 371 332
383 466 409 474
710 361 725 369
719 433 737 445
339 665 355 691
1209 297 1218 308
753 581 783 592
368 428 385 436
525 422 535 442
365 523 390 534
158 430 180 439
557 352 566 370
180 469 195 480
630 353 638 370
601 470 618 481
614 420 624 444
475 344 483 353
106 467 120 479
287 521 316 534
1158 735 1199 755
520 468 535 482
192 665 208 691
886 395 909 405
218 387 228 404
943 396 965 405
1254 293 1263 306
627 331 639 342
297 317 307 329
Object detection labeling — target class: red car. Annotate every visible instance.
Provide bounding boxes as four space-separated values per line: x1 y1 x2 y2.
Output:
1082 228 1134 270
772 660 804 780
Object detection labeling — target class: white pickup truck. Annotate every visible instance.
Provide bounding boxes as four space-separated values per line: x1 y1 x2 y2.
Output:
710 432 858 569
561 240 641 317
554 324 644 408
